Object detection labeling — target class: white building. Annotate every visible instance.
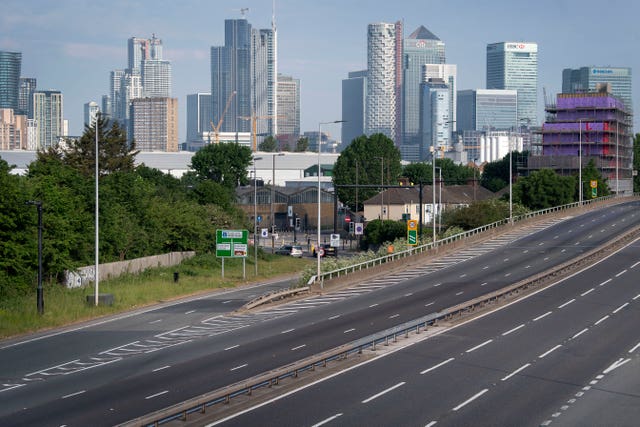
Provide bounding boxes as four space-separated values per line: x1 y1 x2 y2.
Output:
33 90 63 149
478 131 524 163
84 101 100 127
423 64 457 133
420 78 450 160
142 60 172 97
251 25 277 138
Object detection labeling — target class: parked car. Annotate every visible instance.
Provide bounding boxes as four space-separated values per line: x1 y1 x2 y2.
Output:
312 243 337 257
275 245 303 258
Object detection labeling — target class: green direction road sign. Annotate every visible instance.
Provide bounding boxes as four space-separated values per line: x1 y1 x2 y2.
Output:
591 187 597 198
216 229 249 258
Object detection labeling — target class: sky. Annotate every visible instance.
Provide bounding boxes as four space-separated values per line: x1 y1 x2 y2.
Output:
2 0 639 142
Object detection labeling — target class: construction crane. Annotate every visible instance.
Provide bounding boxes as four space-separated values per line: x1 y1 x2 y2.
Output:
210 91 236 144
238 113 285 151
230 8 249 18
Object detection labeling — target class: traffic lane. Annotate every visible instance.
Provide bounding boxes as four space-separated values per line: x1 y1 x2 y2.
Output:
216 242 640 426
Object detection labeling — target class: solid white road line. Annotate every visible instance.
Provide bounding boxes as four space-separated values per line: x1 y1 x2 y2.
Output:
369 303 379 308
328 315 341 320
456 291 464 296
184 310 196 314
558 299 576 309
222 300 232 304
230 364 248 371
389 314 400 319
425 302 435 307
145 390 169 400
633 294 640 301
152 365 170 372
631 261 640 269
571 328 589 340
533 311 552 321
425 421 437 427
421 358 455 375
62 390 86 399
224 345 239 351
361 382 405 404
149 319 162 324
291 344 306 351
539 344 562 358
581 288 595 297
311 413 343 427
613 303 629 314
466 339 493 353
595 315 609 325
344 328 356 333
628 342 640 353
603 358 631 374
502 324 525 336
452 388 488 411
501 363 530 381
281 328 295 334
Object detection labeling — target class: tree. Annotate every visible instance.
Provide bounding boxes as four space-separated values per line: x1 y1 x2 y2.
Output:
333 134 402 211
189 142 252 190
403 158 475 186
361 219 406 249
513 168 575 210
295 137 309 152
258 136 277 152
579 159 610 200
481 151 528 192
442 199 528 230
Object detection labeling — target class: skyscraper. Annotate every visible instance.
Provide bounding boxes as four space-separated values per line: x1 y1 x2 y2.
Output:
456 89 518 132
423 64 457 131
186 93 212 143
131 97 178 152
251 24 277 138
0 51 21 111
420 78 450 160
142 59 172 97
84 101 100 127
32 90 63 149
18 77 36 117
366 22 402 142
402 26 445 145
486 42 538 126
211 19 252 134
562 66 632 112
276 74 299 137
341 70 367 147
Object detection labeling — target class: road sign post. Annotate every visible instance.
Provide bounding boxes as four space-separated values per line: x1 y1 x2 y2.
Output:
216 229 249 279
590 180 598 199
407 219 418 246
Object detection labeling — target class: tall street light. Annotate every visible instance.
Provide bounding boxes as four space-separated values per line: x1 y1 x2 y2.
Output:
270 153 285 253
578 118 588 205
317 120 344 289
374 156 384 219
253 157 263 276
26 200 43 314
94 118 100 306
509 133 513 224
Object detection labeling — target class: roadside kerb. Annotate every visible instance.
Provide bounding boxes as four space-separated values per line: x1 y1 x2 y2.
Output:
120 220 640 427
242 287 310 310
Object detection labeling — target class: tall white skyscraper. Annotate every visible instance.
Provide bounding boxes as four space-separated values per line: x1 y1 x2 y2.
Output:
33 90 63 149
420 79 450 160
276 74 299 137
251 25 277 138
486 42 538 126
84 101 100 127
142 59 172 97
366 22 402 142
422 64 457 132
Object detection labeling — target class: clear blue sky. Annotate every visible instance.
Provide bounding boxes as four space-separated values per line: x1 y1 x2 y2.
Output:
2 0 638 141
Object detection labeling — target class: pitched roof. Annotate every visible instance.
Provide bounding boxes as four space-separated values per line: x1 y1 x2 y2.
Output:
363 185 496 205
407 25 440 41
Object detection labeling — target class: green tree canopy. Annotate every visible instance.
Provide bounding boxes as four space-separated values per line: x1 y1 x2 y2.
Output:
513 168 575 210
402 158 476 186
442 199 528 230
189 142 253 190
258 136 277 152
481 151 528 192
295 137 309 152
333 133 402 211
579 158 611 200
361 219 406 249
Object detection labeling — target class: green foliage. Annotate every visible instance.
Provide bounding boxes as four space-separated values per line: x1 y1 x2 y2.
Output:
442 199 528 230
579 159 610 199
402 163 432 185
481 151 528 191
258 136 278 152
333 134 402 211
295 137 309 152
189 142 252 190
360 219 406 249
513 168 575 210
403 158 476 186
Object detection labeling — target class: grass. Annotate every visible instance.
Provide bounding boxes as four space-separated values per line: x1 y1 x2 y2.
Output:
0 252 312 340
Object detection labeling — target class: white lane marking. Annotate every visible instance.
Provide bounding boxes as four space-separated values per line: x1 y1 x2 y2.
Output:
502 324 525 336
562 249 567 252
433 283 442 287
544 257 550 261
425 302 435 307
615 269 627 277
480 282 487 286
539 242 545 246
460 274 467 278
184 310 196 314
145 390 169 399
581 288 595 297
224 345 239 351
613 303 629 314
26 358 81 377
553 235 559 239
603 358 631 374
525 265 531 269
362 382 405 404
62 390 86 399
344 328 355 334
230 364 248 371
504 273 511 277
405 292 414 297
501 363 531 381
539 345 562 358
595 315 610 325
328 315 341 320
152 365 170 372
523 250 529 253
599 279 612 287
421 357 455 375
571 328 589 340
533 311 552 321
311 413 343 427
291 344 306 351
389 314 399 319
455 291 464 296
483 266 489 270
633 294 640 301
631 261 640 269
425 422 437 427
222 300 233 304
628 342 640 353
588 235 593 239
369 303 379 308
466 339 493 353
149 319 162 324
558 299 576 309
503 258 509 262
281 328 295 334
452 388 489 411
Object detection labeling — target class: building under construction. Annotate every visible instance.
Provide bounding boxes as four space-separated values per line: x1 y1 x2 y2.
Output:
527 88 633 195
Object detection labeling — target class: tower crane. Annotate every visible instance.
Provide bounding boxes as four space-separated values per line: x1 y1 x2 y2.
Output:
210 91 236 144
238 112 285 151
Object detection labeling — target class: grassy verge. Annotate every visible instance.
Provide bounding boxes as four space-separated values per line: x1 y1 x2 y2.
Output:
0 252 312 340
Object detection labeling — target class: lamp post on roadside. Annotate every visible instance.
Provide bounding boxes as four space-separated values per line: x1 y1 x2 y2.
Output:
253 157 263 276
317 120 344 289
94 119 100 305
578 118 588 205
270 153 285 253
26 200 43 315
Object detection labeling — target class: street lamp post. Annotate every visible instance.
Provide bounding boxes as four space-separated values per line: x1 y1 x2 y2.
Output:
431 146 437 245
270 153 284 253
94 120 99 306
616 119 619 195
578 118 587 205
374 156 384 219
253 157 263 276
509 134 513 224
26 200 43 314
317 120 344 289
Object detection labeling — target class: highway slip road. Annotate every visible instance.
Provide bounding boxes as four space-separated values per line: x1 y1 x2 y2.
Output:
1 200 639 426
216 239 640 427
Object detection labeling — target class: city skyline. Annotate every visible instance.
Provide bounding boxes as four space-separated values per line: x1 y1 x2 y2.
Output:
1 0 638 142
